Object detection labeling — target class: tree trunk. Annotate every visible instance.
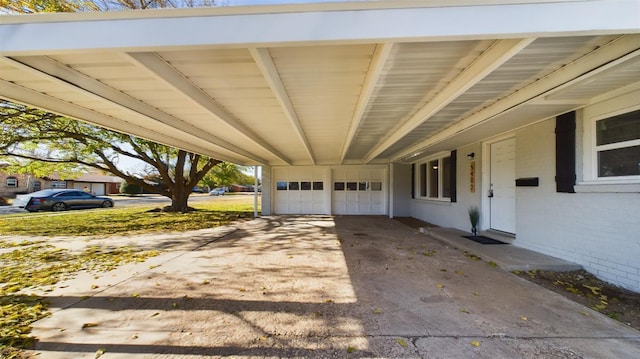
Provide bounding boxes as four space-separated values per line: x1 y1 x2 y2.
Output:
169 190 190 212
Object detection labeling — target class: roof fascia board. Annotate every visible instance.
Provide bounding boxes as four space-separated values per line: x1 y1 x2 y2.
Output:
364 38 535 163
1 1 638 55
124 51 292 165
393 34 640 162
0 80 251 165
249 48 315 165
3 55 268 164
339 42 393 164
0 1 592 24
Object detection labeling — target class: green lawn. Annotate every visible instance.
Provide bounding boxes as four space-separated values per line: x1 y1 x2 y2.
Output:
0 196 257 358
0 197 257 237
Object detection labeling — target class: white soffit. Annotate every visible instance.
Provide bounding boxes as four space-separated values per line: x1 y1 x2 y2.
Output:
0 1 639 166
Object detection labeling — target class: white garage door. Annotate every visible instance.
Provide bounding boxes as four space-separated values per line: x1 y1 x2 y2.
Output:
273 167 330 214
332 168 386 215
73 182 106 195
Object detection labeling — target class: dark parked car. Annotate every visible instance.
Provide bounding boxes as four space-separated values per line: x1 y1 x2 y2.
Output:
13 189 114 212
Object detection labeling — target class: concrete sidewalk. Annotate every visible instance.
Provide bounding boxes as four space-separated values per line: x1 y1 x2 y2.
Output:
24 216 640 358
426 227 582 272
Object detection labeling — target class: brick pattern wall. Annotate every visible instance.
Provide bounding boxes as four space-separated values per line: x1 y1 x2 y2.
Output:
515 119 640 292
0 173 33 198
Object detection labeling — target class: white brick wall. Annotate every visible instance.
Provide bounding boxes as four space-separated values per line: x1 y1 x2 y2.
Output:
408 102 640 293
410 143 483 232
515 118 640 293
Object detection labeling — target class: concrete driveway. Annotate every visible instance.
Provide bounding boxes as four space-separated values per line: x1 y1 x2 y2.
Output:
26 216 640 358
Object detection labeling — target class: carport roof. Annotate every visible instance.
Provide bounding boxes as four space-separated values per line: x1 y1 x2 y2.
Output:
1 0 639 166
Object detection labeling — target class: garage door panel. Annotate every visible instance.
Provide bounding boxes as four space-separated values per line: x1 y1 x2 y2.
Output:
332 167 387 215
273 167 329 215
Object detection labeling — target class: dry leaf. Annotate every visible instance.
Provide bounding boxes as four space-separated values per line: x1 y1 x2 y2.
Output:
470 340 481 347
396 338 408 347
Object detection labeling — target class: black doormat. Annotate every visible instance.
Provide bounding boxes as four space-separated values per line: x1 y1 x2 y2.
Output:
462 235 507 245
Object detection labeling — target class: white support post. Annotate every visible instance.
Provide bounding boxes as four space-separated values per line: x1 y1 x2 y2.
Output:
254 165 259 218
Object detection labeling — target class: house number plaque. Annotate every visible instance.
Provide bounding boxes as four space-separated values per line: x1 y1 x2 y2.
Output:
470 161 476 193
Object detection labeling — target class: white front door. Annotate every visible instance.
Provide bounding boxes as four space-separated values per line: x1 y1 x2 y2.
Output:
489 137 516 234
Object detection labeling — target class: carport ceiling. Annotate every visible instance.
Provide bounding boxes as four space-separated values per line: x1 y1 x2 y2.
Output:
1 0 639 166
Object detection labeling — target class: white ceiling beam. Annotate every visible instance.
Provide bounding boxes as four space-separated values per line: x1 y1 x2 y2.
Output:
364 38 534 163
2 55 267 164
0 80 252 165
124 52 292 165
339 43 394 164
248 48 315 165
393 34 640 162
2 1 638 55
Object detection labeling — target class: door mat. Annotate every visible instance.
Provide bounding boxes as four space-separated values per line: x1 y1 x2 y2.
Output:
462 235 507 245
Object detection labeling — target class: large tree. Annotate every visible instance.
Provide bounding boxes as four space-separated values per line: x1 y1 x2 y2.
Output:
0 0 221 13
199 162 255 190
0 101 221 212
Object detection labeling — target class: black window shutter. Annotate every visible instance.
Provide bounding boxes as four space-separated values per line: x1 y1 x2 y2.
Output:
555 111 576 193
411 163 415 199
450 150 457 202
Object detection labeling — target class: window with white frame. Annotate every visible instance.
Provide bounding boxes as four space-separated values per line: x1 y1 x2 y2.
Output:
594 109 640 179
50 180 67 188
415 154 451 200
6 176 18 188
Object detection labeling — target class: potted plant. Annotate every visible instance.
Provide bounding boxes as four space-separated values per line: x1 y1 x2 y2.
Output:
468 206 480 236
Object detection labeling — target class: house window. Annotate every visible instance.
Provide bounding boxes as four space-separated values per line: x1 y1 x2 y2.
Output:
419 163 427 197
415 154 452 200
33 180 41 191
51 181 67 188
6 177 17 188
313 181 324 190
300 181 311 190
595 109 640 178
276 181 287 190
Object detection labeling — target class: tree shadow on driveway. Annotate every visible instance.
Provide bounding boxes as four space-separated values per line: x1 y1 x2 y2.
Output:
24 216 640 358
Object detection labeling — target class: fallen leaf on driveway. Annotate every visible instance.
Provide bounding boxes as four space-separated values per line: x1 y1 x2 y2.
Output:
470 340 481 347
396 338 408 347
82 322 99 329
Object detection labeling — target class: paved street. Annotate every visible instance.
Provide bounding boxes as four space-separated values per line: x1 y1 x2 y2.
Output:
0 193 258 216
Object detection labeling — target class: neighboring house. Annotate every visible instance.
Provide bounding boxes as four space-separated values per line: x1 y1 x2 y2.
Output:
0 167 123 197
229 184 255 192
0 169 40 198
1 1 638 292
44 173 123 195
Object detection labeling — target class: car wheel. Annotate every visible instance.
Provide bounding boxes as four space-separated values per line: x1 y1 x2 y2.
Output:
52 202 67 211
102 200 113 208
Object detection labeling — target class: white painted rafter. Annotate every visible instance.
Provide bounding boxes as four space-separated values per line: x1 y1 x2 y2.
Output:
249 48 315 165
339 43 393 164
392 34 640 162
2 55 267 164
124 51 292 165
364 38 534 163
0 79 251 164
